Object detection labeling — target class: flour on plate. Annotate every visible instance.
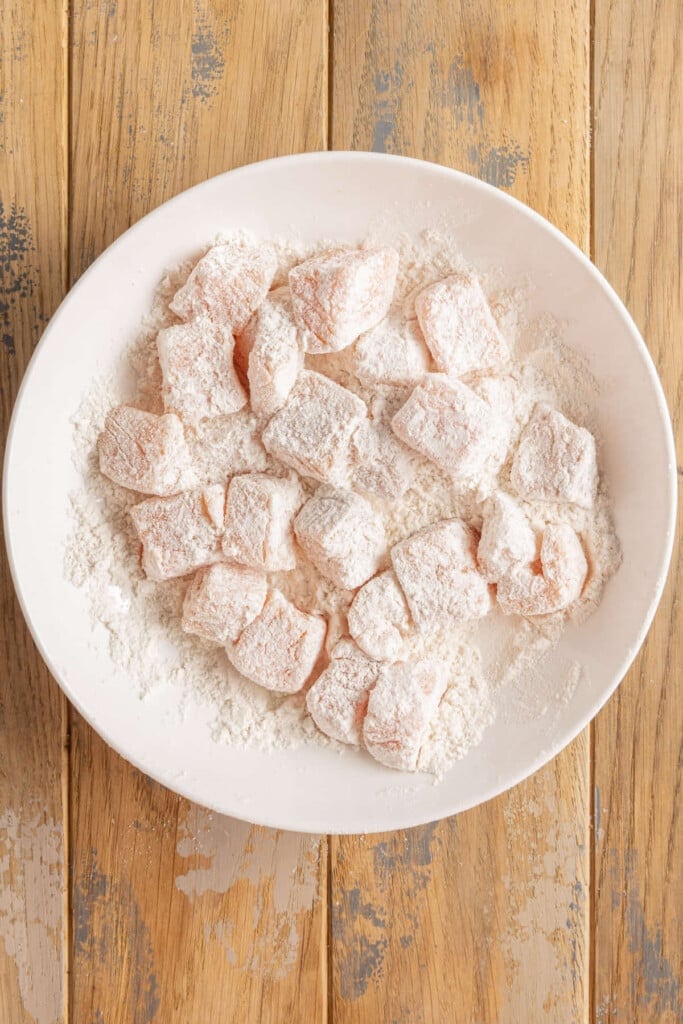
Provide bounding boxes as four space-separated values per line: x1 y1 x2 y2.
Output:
64 230 621 779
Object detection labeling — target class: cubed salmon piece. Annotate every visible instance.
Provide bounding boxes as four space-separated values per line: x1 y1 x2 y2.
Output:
354 316 431 386
469 374 516 474
414 272 509 376
306 639 380 744
347 570 412 662
391 374 504 486
497 523 588 616
182 562 267 644
391 519 492 631
294 486 386 589
189 410 267 483
157 319 246 425
130 484 226 581
170 241 276 332
98 405 196 495
262 370 367 486
510 404 598 509
228 590 326 693
363 659 449 771
477 492 537 582
238 285 317 371
349 420 414 499
222 473 303 571
243 289 305 416
289 247 399 352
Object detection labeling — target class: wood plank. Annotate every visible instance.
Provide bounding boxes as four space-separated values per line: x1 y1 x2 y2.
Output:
330 2 592 1020
592 1 682 1020
70 0 327 277
0 3 69 1023
71 726 326 1022
69 1 327 1020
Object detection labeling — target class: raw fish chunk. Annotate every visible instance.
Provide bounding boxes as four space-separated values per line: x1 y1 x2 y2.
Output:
347 571 412 662
496 523 588 616
414 272 509 376
510 404 598 509
243 288 305 417
289 247 398 352
98 405 196 495
391 519 492 631
130 485 226 581
262 370 366 486
363 659 449 771
157 319 246 425
222 473 303 571
182 563 267 644
306 639 379 744
294 486 385 589
228 590 326 693
170 241 276 333
477 492 537 582
391 374 504 486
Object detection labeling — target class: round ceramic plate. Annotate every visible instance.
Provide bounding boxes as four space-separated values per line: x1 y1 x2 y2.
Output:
3 153 677 834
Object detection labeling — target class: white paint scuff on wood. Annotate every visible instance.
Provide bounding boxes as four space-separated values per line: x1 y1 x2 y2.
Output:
174 805 320 978
0 807 63 1024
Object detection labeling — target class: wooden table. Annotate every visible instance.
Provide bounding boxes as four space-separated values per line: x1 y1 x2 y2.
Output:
1 2 680 1021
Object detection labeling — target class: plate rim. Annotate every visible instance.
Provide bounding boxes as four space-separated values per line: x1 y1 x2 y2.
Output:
2 151 678 833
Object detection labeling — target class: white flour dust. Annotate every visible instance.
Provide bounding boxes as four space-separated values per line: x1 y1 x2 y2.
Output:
64 229 621 779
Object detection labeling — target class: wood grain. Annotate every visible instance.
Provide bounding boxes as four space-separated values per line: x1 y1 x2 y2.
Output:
2 0 681 1020
0 2 68 1023
70 0 326 277
592 1 682 1020
69 1 327 1020
330 2 592 1021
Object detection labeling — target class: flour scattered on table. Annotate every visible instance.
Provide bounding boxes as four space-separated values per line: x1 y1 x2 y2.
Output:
64 230 621 778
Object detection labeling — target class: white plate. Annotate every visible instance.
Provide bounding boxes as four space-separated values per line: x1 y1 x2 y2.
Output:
3 153 677 834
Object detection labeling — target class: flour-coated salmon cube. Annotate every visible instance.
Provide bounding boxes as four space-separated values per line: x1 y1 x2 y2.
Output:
414 272 509 376
354 316 431 386
262 370 367 486
349 420 414 499
496 523 588 616
363 659 449 771
469 374 516 475
189 410 267 484
391 519 492 631
182 562 267 644
477 492 537 582
157 319 246 425
294 486 386 589
222 473 303 571
243 288 305 417
238 285 316 373
170 241 276 332
228 589 326 693
510 404 598 509
306 639 380 744
347 570 412 662
391 374 503 486
289 247 399 352
129 484 226 581
98 405 196 495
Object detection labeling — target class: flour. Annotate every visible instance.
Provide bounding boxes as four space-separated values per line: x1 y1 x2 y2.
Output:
63 229 621 779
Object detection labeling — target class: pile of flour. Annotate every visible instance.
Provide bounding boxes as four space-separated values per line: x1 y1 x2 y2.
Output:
64 230 621 778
